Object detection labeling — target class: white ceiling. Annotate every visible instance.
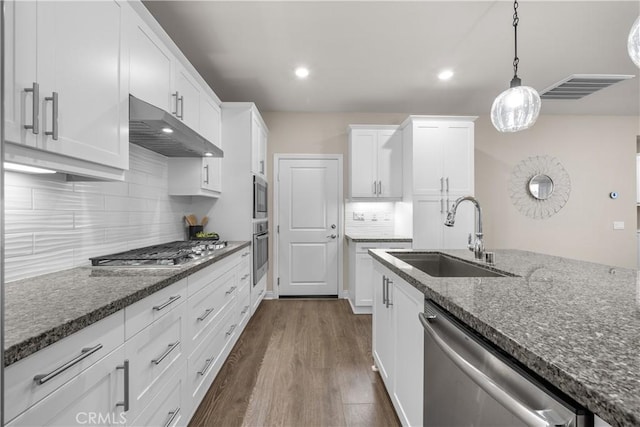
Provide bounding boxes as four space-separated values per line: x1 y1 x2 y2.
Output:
143 1 640 115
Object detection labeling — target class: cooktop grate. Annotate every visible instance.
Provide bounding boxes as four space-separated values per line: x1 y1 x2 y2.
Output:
90 240 227 267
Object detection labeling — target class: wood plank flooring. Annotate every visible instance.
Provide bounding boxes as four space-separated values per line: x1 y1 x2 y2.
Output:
189 299 400 427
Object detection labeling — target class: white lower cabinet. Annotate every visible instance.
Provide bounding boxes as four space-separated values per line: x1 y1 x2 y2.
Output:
5 247 254 426
7 345 128 427
373 261 424 427
348 241 411 314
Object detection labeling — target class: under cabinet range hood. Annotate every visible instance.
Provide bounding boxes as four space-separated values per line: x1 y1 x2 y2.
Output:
129 95 223 158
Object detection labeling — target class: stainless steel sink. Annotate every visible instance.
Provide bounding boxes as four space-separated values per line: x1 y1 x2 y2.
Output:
392 252 514 278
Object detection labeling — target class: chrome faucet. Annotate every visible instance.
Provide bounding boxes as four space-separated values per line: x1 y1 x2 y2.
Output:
444 196 485 261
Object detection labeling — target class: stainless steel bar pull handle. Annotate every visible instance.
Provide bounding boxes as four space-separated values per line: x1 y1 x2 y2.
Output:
197 308 214 321
116 359 130 412
24 82 40 134
153 295 181 311
446 177 450 192
45 92 59 140
225 286 237 295
172 91 179 115
226 324 237 336
440 198 444 214
204 164 209 184
260 160 265 174
385 278 393 308
373 181 377 195
178 95 184 119
418 312 551 427
377 181 382 195
152 341 180 365
198 358 214 376
241 305 250 315
241 274 250 280
382 276 387 305
242 252 250 258
33 344 103 385
163 408 181 427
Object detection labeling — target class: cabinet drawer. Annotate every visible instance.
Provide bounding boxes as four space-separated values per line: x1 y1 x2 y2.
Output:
7 345 127 427
5 311 124 423
125 278 186 340
186 267 238 356
125 302 187 422
187 253 239 297
187 302 237 406
130 362 187 427
236 289 252 333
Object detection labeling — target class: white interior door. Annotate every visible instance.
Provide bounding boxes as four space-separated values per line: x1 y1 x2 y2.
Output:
278 158 340 296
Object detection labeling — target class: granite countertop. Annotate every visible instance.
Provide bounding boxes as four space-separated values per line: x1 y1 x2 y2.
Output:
345 233 412 243
369 248 640 427
4 241 251 367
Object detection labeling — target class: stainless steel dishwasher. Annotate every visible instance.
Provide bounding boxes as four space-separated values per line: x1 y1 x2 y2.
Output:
419 300 593 427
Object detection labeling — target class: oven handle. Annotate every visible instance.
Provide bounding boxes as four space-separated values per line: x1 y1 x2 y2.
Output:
419 313 552 427
255 233 269 241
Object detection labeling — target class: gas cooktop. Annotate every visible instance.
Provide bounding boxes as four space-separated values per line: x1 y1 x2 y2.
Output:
90 240 228 267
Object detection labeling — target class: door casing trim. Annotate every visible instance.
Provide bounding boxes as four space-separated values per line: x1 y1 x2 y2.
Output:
273 153 344 299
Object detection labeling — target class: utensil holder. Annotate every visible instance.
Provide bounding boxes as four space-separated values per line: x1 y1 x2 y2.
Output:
188 225 203 239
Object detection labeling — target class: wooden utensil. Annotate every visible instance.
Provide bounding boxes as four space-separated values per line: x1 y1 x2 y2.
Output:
187 214 198 226
201 216 209 227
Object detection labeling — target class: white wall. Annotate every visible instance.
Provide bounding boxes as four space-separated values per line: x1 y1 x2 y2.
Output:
4 145 203 282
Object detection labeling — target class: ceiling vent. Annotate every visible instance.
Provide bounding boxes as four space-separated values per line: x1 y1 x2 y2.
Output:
539 74 635 100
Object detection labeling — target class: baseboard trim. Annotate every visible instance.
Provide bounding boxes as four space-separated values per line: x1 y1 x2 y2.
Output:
264 291 276 300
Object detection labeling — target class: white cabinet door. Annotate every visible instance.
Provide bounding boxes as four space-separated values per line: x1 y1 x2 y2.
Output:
377 130 403 198
392 280 424 427
372 266 394 387
413 198 444 250
251 114 267 177
200 96 222 192
355 253 374 306
412 124 444 196
4 0 38 148
442 123 474 195
7 346 127 427
175 65 201 131
259 125 268 177
129 13 174 113
350 129 378 198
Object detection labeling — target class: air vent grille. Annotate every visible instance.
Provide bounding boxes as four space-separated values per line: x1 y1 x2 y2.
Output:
540 74 635 100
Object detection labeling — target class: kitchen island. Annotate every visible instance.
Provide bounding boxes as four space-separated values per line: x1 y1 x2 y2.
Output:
370 248 639 427
4 241 251 366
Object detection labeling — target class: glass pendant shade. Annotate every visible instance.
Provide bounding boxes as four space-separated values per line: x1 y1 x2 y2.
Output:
628 16 640 68
491 85 541 132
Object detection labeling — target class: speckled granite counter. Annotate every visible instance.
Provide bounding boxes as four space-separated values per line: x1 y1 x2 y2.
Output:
345 234 412 243
370 248 640 427
4 241 251 367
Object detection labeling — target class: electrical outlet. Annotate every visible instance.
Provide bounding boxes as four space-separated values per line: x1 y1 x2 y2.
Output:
352 212 365 221
613 221 625 230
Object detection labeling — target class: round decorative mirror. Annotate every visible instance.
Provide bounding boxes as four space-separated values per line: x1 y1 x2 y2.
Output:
528 174 554 200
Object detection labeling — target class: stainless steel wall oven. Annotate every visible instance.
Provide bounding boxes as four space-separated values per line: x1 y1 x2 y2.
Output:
253 175 267 219
253 221 268 286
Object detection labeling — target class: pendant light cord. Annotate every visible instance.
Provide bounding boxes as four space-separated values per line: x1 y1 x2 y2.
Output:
510 0 521 86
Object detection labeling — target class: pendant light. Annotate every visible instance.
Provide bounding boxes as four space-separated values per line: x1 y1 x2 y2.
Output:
491 0 541 133
628 16 640 67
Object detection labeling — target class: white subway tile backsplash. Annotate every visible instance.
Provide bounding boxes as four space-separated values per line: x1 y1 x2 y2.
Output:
5 145 197 282
5 210 75 233
34 189 104 211
5 234 34 258
5 186 32 210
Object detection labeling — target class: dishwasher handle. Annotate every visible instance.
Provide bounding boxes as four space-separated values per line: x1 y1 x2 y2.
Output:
419 312 553 427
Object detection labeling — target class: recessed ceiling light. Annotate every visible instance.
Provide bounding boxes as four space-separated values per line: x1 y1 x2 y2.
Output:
295 67 310 79
161 127 174 134
204 152 213 157
4 162 56 174
438 70 454 81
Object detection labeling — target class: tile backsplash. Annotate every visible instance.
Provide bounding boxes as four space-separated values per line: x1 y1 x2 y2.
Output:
4 145 198 282
345 201 396 235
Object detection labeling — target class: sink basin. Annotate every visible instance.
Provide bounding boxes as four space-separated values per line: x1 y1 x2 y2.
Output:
392 252 514 278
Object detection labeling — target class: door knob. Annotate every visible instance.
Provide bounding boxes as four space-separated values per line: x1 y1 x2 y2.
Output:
331 224 336 229
327 234 337 239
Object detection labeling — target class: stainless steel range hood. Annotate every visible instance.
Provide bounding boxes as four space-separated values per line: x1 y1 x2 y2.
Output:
129 95 223 158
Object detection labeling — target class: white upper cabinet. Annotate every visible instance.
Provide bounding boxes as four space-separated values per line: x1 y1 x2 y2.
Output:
4 0 129 178
407 118 475 197
251 114 268 178
129 12 174 113
349 126 402 199
174 64 201 131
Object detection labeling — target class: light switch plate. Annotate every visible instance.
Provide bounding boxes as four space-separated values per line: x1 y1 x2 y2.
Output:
613 221 625 230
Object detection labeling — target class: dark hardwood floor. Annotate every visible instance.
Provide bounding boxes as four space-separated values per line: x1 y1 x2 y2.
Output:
189 299 401 427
